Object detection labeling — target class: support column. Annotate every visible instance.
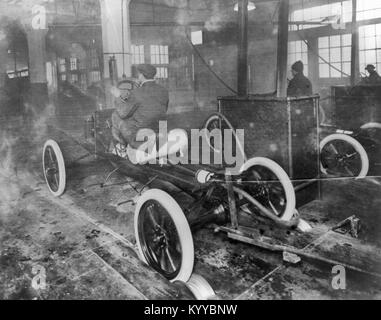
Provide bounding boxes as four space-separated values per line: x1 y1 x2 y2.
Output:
237 0 249 97
99 0 132 80
351 0 359 86
27 29 48 84
26 29 49 112
276 0 290 98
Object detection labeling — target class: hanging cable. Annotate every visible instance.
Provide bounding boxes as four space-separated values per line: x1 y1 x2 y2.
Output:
121 0 126 78
298 34 351 78
184 32 238 95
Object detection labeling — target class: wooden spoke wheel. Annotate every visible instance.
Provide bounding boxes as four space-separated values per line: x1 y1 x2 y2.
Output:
134 189 194 282
360 122 381 143
42 140 66 197
239 157 296 222
320 134 369 178
202 112 246 162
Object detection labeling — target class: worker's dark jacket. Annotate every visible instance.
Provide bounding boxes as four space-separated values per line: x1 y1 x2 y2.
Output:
364 72 381 84
287 73 313 97
112 81 169 148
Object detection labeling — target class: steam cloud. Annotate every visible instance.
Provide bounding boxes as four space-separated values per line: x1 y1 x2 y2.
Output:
0 101 54 219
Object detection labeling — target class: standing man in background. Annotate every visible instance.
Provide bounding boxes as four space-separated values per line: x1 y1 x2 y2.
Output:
287 60 313 97
362 64 381 84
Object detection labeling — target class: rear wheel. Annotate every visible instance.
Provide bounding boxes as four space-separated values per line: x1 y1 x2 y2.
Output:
320 134 369 178
42 140 66 196
239 157 296 222
202 112 246 161
360 122 381 143
134 189 194 282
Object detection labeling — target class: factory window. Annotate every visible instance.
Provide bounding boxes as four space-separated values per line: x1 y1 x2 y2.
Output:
288 40 309 76
150 45 169 83
357 0 381 21
150 45 169 65
359 23 381 73
318 34 352 78
70 73 78 83
80 75 87 89
89 48 99 69
175 55 192 88
59 58 66 73
156 67 168 79
70 57 78 71
131 45 145 65
89 71 101 83
289 1 352 31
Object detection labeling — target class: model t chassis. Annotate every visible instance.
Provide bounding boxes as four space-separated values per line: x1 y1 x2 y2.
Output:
42 91 329 284
43 91 381 288
43 90 380 288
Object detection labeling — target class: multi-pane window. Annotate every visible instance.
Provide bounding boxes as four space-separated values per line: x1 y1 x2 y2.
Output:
156 67 168 79
357 0 381 21
70 57 78 71
290 1 352 31
89 71 101 83
131 45 145 65
290 0 381 31
359 23 381 73
88 48 99 69
318 34 351 78
70 73 78 83
59 58 66 73
150 45 169 80
150 45 169 65
175 55 192 88
288 40 309 76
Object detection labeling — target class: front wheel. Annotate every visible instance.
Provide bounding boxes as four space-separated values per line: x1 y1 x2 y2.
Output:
320 134 369 178
42 140 66 196
239 157 296 222
134 189 194 282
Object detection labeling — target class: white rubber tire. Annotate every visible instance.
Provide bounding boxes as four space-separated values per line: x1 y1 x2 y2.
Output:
239 157 296 222
203 113 247 161
134 189 194 283
42 139 66 197
320 133 369 179
184 274 216 300
360 122 381 130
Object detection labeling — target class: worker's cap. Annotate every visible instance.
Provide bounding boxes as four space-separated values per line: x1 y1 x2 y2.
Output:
291 60 304 73
136 64 157 79
365 64 376 71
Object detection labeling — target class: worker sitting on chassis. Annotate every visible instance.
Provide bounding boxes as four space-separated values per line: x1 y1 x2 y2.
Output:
111 64 169 158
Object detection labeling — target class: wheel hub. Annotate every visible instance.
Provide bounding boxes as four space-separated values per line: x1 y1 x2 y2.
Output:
46 166 58 176
153 228 169 249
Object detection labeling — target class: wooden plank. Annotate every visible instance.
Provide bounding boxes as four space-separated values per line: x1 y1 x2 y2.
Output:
236 261 381 300
93 241 194 300
305 231 381 276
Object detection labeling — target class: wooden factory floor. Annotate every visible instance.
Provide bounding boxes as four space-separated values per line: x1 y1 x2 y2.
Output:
1 116 381 300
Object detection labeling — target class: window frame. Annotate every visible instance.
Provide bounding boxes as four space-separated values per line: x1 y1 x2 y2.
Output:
150 44 169 83
318 34 352 79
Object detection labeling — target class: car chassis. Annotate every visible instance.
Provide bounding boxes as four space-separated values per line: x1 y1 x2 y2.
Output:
42 103 312 284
